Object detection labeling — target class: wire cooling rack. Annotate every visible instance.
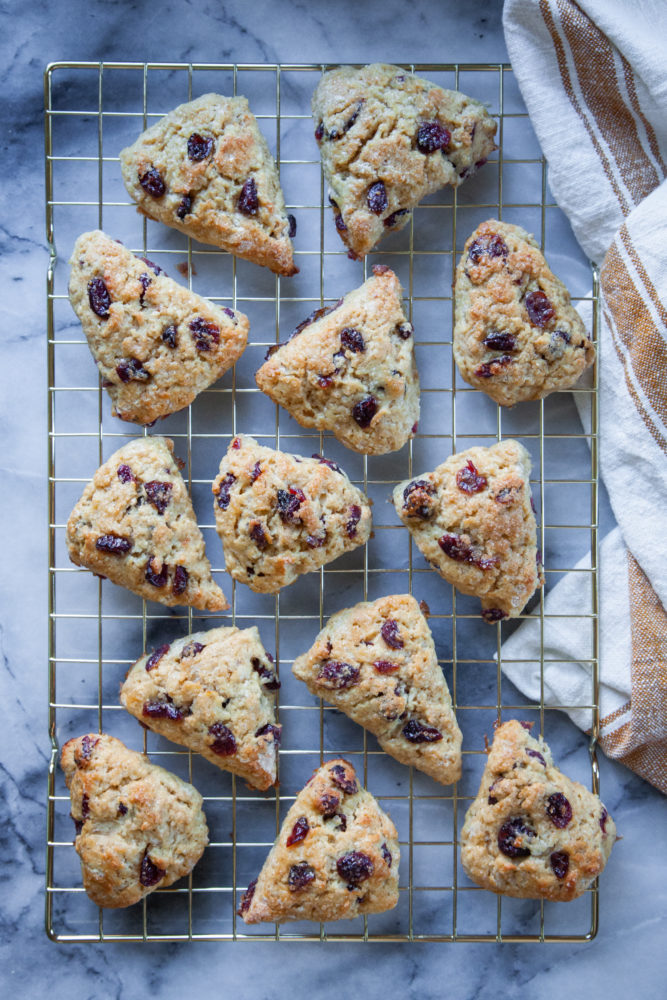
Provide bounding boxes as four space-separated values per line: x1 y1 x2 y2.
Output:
44 62 601 943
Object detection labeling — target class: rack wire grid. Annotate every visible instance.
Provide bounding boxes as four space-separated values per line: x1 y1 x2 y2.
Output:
45 61 601 943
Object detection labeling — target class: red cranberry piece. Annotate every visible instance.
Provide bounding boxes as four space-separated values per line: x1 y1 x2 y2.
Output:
599 807 608 833
139 257 164 276
72 816 83 837
176 195 192 220
286 817 310 847
456 460 488 494
336 851 374 888
138 272 152 306
335 213 348 234
525 290 555 327
526 748 546 766
317 661 360 689
312 454 343 474
396 322 413 339
140 850 165 887
381 619 404 649
546 792 572 828
144 480 173 515
329 764 357 795
87 277 111 318
317 374 333 388
319 791 340 817
345 504 362 538
488 794 498 805
255 722 281 744
381 843 392 868
238 177 259 216
116 358 150 383
190 317 220 351
231 437 241 449
238 878 257 915
181 641 205 659
287 214 297 238
402 719 443 743
145 556 169 588
118 802 127 816
416 121 451 153
145 644 170 671
209 722 237 756
139 167 166 198
495 487 516 505
250 522 268 550
172 565 188 596
142 698 185 721
438 533 473 562
306 532 326 548
474 355 513 378
95 533 132 555
251 656 280 690
291 301 341 339
161 325 178 348
216 472 236 510
315 122 324 141
288 862 316 891
352 395 378 428
334 813 347 831
79 735 99 762
117 464 135 483
468 234 508 263
519 721 533 730
187 133 214 161
367 181 388 215
81 793 90 820
250 461 262 482
484 331 517 351
550 850 569 880
384 208 409 228
340 327 365 353
276 487 306 523
402 479 435 519
482 608 507 623
497 818 535 858
373 660 400 674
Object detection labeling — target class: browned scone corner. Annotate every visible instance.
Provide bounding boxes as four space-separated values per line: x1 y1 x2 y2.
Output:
460 720 616 900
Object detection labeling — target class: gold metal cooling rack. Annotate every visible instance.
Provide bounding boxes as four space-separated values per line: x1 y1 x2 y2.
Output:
44 61 601 943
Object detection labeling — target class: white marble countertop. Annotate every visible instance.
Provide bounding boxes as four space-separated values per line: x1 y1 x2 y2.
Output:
2 0 664 996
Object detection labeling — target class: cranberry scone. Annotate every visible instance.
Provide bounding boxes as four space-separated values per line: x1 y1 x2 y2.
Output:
292 594 462 784
461 720 616 901
392 440 543 621
69 230 248 424
255 265 419 455
312 63 497 258
61 733 209 908
67 436 227 611
119 94 297 275
212 435 372 593
120 627 281 791
454 220 595 405
239 758 399 923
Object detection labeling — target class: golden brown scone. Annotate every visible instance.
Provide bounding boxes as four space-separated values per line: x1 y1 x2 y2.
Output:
212 435 371 594
239 758 399 924
120 626 280 791
461 720 616 900
392 440 543 620
69 230 248 424
255 265 419 455
119 94 297 275
61 733 208 908
67 436 227 611
454 220 595 405
292 595 461 784
312 63 497 258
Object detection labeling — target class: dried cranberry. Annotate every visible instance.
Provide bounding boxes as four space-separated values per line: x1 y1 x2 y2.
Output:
176 195 192 220
546 793 572 828
118 802 127 816
117 464 135 483
138 272 152 307
340 327 365 353
599 807 608 833
327 102 362 140
181 641 205 659
162 325 178 348
334 813 347 831
319 792 340 817
381 843 392 868
291 302 341 339
313 454 343 474
315 121 324 141
367 181 388 215
208 722 236 756
287 214 297 238
402 480 435 519
384 208 409 228
474 355 513 378
317 661 360 688
336 851 374 888
145 644 170 671
438 533 473 562
317 374 333 388
139 167 166 198
525 290 555 327
488 793 498 805
345 504 362 538
330 764 357 795
335 213 348 234
288 862 316 891
145 556 169 588
519 721 533 730
396 323 413 339
416 121 451 153
526 748 546 766
139 257 163 276
482 608 507 623
116 358 150 383
381 619 404 650
255 723 281 744
352 395 378 428
402 719 443 743
187 133 214 161
468 234 508 263
550 850 569 880
250 461 262 483
172 565 188 596
484 331 517 352
251 656 280 690
142 698 185 721
144 480 172 515
276 487 306 524
495 487 516 505
79 735 98 761
190 317 220 351
373 660 400 674
95 533 132 555
238 878 257 915
81 794 89 820
306 533 326 548
497 818 535 858
456 460 488 494
87 277 111 318
286 817 310 847
73 817 83 836
238 177 259 215
140 850 165 886
216 472 236 510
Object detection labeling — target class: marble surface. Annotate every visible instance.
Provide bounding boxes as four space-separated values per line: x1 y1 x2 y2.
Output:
1 0 664 996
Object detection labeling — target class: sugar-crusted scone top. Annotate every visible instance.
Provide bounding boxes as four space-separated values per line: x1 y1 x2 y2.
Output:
120 626 281 791
212 435 372 593
454 219 595 405
239 758 399 924
61 733 209 908
255 265 419 455
312 63 497 258
460 720 616 901
119 93 297 275
67 436 227 611
292 594 462 784
69 230 248 425
392 440 543 620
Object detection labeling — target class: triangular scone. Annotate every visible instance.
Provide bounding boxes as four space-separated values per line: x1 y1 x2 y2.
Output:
119 94 297 275
393 440 543 621
67 436 227 611
312 63 497 258
61 733 208 908
293 595 462 784
454 220 595 405
120 627 281 791
212 435 371 593
239 758 399 924
69 231 248 425
255 266 420 455
461 720 616 901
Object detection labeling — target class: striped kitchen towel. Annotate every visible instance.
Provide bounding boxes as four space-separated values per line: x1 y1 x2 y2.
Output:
502 0 667 792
